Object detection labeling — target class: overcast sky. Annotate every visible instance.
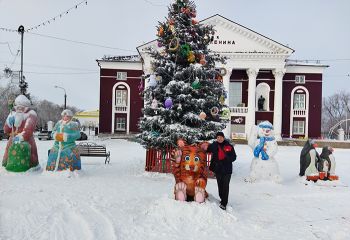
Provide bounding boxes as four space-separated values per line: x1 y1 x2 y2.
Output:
1 0 349 110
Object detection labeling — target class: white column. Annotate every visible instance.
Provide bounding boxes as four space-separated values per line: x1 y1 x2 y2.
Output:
222 67 233 139
246 68 259 138
272 68 286 140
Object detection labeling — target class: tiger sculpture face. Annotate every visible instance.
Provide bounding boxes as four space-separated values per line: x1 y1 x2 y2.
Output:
180 145 206 173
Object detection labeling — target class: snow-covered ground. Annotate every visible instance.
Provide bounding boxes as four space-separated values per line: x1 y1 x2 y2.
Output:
0 139 349 240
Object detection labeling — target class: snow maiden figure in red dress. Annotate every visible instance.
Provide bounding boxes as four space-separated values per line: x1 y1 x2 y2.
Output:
2 95 39 171
171 139 209 203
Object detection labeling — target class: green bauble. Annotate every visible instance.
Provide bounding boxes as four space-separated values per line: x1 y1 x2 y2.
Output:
191 80 201 89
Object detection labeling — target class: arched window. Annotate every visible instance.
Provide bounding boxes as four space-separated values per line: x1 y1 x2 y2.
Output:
115 85 128 106
293 89 306 109
255 82 270 111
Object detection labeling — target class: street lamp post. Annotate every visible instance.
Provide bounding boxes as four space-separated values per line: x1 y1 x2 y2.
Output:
18 25 29 95
54 85 67 109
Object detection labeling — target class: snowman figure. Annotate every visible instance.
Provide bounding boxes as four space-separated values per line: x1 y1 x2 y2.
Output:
246 121 281 183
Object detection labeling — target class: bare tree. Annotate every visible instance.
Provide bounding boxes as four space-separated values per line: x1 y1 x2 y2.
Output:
1 85 82 131
322 91 350 137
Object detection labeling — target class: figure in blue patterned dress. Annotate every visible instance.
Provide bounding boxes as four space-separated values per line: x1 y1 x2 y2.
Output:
46 109 81 171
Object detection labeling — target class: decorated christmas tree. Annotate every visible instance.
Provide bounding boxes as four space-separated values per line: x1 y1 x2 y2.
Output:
138 0 229 149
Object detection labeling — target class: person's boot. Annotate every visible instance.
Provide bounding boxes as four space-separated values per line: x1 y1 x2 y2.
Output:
219 204 226 210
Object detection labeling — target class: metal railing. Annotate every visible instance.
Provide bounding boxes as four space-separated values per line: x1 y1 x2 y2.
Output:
293 109 306 116
230 107 248 114
115 106 127 112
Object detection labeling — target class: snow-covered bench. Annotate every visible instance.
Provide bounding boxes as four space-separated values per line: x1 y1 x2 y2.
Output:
77 142 110 164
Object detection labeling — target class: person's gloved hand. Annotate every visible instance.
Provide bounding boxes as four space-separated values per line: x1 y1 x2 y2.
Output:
12 136 20 143
8 116 15 126
55 133 64 142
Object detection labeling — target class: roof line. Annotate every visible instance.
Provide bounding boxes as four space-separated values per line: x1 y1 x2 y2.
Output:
205 14 295 53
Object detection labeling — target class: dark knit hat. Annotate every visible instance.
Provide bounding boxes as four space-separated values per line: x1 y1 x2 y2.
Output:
216 131 225 138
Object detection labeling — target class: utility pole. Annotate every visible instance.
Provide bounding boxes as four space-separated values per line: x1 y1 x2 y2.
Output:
18 25 28 95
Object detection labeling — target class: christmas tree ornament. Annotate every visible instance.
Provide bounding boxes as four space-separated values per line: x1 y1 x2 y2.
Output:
219 95 225 105
187 51 195 63
180 44 191 57
210 106 219 116
151 99 158 109
203 35 210 44
169 38 179 52
191 77 201 89
148 74 157 87
199 55 206 65
191 18 198 25
190 10 197 18
156 75 162 81
158 27 164 37
151 131 160 137
177 103 182 110
216 74 223 82
157 41 163 47
138 79 144 92
199 111 206 120
169 24 175 33
219 67 227 76
165 97 173 109
221 108 230 119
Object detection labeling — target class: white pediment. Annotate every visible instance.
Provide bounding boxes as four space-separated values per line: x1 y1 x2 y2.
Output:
202 14 294 55
137 14 294 57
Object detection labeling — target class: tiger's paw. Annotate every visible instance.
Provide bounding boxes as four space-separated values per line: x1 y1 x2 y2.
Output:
175 182 187 201
194 187 205 203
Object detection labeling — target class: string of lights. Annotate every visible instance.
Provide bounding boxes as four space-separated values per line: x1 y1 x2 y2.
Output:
0 27 17 33
26 31 137 52
26 0 88 32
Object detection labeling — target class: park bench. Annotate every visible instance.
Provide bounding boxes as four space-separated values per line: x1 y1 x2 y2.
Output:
77 142 110 164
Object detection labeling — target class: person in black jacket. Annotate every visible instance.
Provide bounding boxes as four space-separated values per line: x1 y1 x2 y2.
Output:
207 131 237 210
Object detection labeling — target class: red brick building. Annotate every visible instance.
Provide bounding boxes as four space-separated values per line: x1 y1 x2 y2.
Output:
96 15 328 139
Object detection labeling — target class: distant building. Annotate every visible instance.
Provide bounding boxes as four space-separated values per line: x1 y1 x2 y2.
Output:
97 14 328 139
74 110 99 128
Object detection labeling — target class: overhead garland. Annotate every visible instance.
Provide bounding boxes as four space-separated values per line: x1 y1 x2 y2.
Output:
26 0 88 32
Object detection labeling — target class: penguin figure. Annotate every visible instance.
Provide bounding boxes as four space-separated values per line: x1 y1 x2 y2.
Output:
299 139 320 181
319 146 339 181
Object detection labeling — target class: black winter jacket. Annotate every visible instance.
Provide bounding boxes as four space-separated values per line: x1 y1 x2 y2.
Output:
207 140 237 174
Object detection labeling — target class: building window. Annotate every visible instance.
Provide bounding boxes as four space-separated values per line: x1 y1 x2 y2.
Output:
117 72 127 80
229 82 242 107
115 117 126 131
295 75 305 84
293 120 305 134
115 89 128 106
293 94 305 109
